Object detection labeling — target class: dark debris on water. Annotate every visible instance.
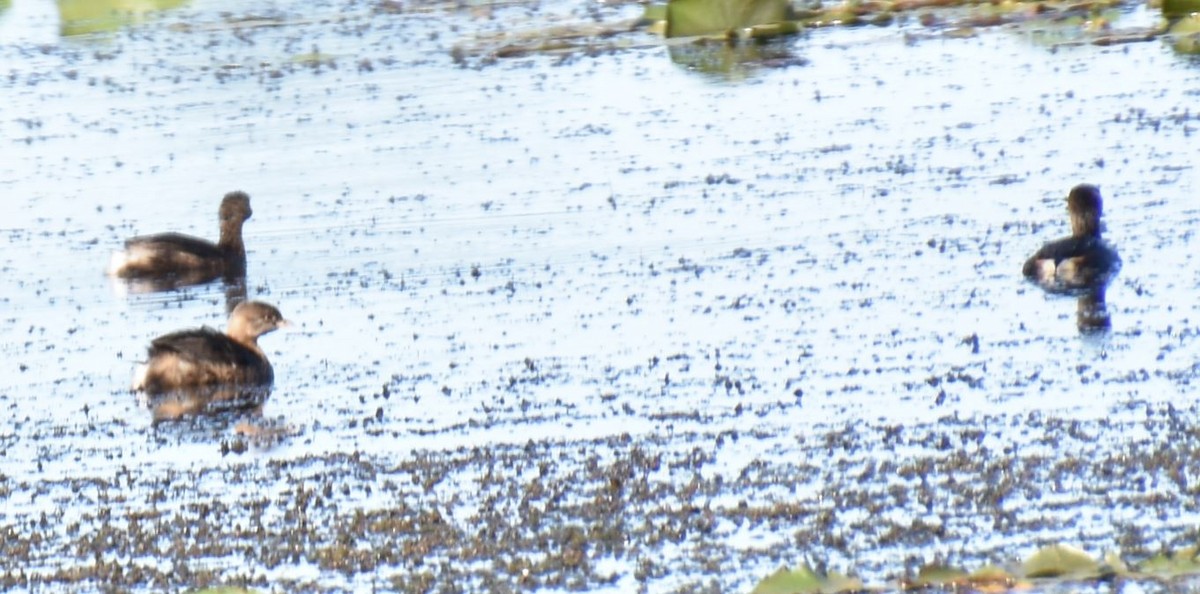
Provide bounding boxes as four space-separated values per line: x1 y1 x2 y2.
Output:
4 403 1200 592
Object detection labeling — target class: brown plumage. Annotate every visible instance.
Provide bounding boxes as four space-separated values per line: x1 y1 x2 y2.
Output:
1022 184 1120 291
133 300 289 396
108 191 252 286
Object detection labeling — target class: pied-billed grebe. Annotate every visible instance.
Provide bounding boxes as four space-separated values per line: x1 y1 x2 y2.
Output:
132 300 289 395
1022 184 1120 291
108 191 252 284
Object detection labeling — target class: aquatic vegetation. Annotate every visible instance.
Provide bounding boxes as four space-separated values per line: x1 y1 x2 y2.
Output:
754 543 1200 592
751 565 861 594
1139 545 1200 577
1162 0 1200 17
451 0 1171 71
665 0 792 37
651 0 1161 40
5 0 1200 591
57 0 190 36
1167 13 1200 53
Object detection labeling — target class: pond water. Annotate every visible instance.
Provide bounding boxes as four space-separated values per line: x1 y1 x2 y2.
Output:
2 0 1200 591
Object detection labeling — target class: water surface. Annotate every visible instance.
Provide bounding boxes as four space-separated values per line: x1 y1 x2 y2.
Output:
2 0 1200 591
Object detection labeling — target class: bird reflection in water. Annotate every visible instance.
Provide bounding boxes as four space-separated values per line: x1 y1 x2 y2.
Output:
139 384 272 422
140 383 298 448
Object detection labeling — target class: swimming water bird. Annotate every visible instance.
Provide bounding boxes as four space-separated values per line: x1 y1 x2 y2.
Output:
1022 184 1120 291
133 300 289 400
108 191 252 287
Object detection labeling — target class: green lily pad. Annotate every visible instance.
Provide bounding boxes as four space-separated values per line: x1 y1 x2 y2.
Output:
910 563 970 587
665 0 790 38
751 565 861 594
1137 545 1200 577
58 0 190 36
643 3 669 22
1163 0 1200 19
752 566 825 594
1022 543 1103 579
1168 13 1200 53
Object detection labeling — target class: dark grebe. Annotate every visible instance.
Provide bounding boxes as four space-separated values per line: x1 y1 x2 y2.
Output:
108 191 252 285
1022 184 1120 291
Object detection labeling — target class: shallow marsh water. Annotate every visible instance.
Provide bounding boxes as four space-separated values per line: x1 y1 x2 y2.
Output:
2 0 1200 591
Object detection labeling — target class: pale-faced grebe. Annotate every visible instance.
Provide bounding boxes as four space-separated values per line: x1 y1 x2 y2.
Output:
132 300 289 395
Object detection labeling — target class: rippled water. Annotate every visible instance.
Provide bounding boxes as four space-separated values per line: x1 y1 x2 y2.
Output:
2 0 1200 590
